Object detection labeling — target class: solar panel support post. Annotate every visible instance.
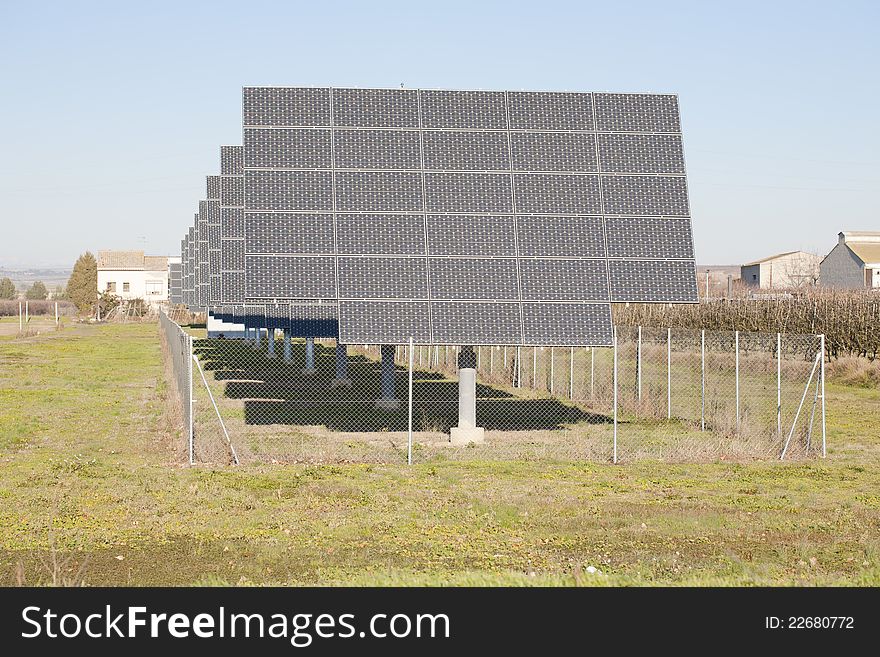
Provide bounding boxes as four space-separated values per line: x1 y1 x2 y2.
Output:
568 347 574 400
266 328 276 359
283 330 292 363
376 345 399 410
303 337 316 375
332 342 351 388
450 346 484 445
490 347 495 376
253 324 262 351
550 347 555 395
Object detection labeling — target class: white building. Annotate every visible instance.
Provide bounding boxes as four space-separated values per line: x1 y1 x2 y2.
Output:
740 251 820 289
820 231 880 288
97 250 171 307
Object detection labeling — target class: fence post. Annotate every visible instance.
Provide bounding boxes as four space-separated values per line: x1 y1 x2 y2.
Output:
667 327 672 420
590 347 595 400
408 336 414 465
188 333 194 466
701 329 705 431
637 325 642 402
613 333 618 464
735 330 740 432
25 300 29 323
820 334 826 457
532 347 537 389
19 301 22 333
776 332 782 438
55 301 58 326
568 346 574 399
516 346 522 389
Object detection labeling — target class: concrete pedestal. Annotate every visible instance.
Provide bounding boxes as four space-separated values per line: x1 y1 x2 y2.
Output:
375 344 398 409
302 337 316 375
283 330 292 363
450 346 485 445
266 329 276 358
332 342 350 387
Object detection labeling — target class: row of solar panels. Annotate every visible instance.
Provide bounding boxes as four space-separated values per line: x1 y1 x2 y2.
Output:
173 88 698 346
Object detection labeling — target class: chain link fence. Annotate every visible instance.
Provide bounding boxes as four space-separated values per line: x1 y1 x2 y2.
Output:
158 310 193 462
161 312 826 465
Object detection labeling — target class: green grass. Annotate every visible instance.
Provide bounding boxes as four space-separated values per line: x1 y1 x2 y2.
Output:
0 322 878 586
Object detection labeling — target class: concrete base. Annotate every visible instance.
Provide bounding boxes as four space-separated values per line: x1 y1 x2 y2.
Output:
375 399 400 411
330 378 353 388
449 427 485 446
301 367 317 376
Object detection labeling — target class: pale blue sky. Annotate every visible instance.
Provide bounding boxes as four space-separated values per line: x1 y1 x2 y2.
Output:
0 0 877 268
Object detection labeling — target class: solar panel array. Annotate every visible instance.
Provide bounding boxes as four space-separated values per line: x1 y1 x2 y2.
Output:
234 87 697 346
169 260 182 304
220 145 245 306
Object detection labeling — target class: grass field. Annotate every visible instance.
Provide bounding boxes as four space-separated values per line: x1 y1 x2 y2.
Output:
0 322 879 585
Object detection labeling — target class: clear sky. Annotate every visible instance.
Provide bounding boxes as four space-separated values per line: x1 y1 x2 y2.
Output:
1 0 877 268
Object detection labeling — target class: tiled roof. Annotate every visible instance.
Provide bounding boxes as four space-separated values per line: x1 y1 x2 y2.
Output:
847 243 880 266
144 256 168 272
98 250 144 270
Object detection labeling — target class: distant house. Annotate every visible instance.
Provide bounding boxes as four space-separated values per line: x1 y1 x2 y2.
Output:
820 232 880 288
97 250 171 306
740 251 820 289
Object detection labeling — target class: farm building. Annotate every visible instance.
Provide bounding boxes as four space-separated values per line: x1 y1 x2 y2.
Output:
97 250 171 307
740 251 819 289
820 231 880 288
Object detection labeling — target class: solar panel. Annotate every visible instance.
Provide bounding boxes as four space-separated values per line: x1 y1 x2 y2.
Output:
220 145 245 305
169 261 182 304
241 87 697 346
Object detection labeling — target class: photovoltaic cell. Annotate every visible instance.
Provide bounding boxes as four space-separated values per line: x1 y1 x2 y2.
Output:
427 215 516 257
507 92 594 131
594 93 681 133
419 90 507 130
338 257 428 299
511 132 597 172
513 174 601 214
245 256 336 299
428 258 519 300
601 175 689 216
519 259 608 301
516 215 606 258
336 214 425 255
338 300 431 344
605 216 694 259
431 302 521 345
609 260 698 302
334 130 421 170
521 303 612 345
424 172 512 213
332 88 419 128
422 131 509 171
244 128 331 169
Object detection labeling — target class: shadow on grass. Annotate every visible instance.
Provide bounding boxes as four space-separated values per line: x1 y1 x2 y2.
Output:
194 338 610 432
